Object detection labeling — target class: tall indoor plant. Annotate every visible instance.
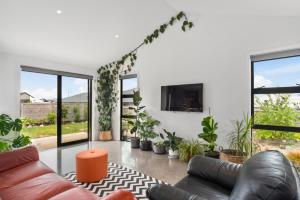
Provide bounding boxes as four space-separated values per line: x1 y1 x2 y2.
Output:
128 90 144 148
138 112 160 151
198 116 219 158
220 114 252 164
0 114 31 152
96 68 116 141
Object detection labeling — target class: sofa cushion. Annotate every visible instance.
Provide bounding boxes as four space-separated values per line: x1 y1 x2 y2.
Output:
0 145 39 173
188 155 241 190
175 175 230 200
49 188 100 200
230 150 297 200
0 161 53 189
0 173 75 200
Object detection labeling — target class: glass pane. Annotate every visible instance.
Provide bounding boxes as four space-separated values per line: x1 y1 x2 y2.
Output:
122 77 138 94
122 98 135 116
121 118 135 139
254 94 300 127
61 77 88 143
20 71 57 151
254 56 300 88
253 130 300 170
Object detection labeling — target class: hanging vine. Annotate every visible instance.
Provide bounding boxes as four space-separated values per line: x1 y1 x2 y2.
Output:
96 11 194 132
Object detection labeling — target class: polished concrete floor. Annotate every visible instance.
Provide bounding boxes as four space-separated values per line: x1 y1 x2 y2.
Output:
39 141 188 184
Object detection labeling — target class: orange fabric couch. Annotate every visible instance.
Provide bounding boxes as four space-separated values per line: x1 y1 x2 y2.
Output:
0 146 136 200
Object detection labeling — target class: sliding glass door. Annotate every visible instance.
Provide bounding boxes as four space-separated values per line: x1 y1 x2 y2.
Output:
20 66 92 150
61 77 89 144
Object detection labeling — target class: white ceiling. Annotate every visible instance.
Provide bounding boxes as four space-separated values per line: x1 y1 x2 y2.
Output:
0 0 300 69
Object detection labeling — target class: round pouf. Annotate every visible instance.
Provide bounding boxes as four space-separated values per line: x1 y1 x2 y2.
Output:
76 149 108 183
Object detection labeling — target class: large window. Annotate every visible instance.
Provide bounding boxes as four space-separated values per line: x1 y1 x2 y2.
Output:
20 66 92 150
120 74 138 141
251 50 300 161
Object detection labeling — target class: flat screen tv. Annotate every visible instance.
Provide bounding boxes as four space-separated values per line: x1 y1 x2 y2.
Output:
161 83 203 112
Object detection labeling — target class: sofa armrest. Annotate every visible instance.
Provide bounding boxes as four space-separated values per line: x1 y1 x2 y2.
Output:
187 155 242 189
0 145 39 172
147 184 204 200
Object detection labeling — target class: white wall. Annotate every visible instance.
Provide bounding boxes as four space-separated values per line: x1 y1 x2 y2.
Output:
0 53 98 139
113 16 300 147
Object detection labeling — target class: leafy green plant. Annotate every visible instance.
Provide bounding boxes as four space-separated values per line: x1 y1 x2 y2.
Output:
47 112 56 124
179 140 204 162
12 135 31 148
0 141 11 152
154 140 165 146
255 94 299 140
198 116 218 152
229 114 252 156
160 129 182 151
21 117 33 127
96 12 194 129
128 90 145 138
73 106 81 122
0 114 31 152
0 114 22 136
62 105 69 123
138 111 160 141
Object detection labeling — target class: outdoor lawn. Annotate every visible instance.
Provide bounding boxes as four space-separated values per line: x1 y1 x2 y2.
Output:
21 122 88 139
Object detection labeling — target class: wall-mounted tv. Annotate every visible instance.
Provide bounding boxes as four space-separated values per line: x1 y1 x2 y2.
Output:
161 83 203 112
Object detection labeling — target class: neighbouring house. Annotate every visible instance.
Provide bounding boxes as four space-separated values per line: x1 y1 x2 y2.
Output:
20 92 34 103
62 92 88 103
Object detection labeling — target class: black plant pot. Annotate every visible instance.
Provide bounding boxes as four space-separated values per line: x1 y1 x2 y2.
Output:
140 140 152 151
205 151 220 159
131 137 140 148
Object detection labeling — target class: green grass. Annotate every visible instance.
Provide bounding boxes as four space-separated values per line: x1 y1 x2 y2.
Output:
21 122 88 139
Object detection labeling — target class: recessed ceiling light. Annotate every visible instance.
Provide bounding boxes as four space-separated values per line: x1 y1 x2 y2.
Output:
56 10 62 14
114 34 120 39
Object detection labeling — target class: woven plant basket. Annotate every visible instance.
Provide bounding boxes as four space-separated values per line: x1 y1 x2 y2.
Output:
219 148 246 164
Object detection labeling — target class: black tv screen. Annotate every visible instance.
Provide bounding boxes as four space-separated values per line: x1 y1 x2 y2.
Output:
161 83 203 112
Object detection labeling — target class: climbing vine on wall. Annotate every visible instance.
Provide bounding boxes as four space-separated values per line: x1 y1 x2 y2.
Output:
96 11 194 131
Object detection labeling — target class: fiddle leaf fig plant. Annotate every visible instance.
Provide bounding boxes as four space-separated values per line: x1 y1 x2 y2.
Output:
0 114 31 152
198 116 218 152
128 90 145 138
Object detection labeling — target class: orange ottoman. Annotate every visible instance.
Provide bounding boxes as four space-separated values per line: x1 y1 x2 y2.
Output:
76 149 108 183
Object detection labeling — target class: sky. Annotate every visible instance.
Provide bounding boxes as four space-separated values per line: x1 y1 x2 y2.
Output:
254 56 300 88
21 71 88 100
21 71 137 100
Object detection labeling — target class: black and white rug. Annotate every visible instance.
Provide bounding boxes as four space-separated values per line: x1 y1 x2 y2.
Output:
64 162 167 200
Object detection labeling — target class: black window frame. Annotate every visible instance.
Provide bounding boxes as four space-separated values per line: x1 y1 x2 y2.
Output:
251 50 300 134
20 66 93 147
120 74 138 141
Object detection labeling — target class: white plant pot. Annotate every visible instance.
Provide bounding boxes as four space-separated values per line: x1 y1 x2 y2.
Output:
168 149 179 159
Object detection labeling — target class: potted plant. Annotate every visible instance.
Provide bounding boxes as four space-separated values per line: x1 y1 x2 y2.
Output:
128 90 145 148
0 114 31 152
161 129 182 159
220 114 252 164
198 116 219 158
178 140 204 162
152 140 166 154
96 67 117 141
139 111 160 151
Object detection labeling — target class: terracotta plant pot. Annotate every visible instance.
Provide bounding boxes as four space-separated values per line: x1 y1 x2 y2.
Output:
131 137 140 148
99 130 112 141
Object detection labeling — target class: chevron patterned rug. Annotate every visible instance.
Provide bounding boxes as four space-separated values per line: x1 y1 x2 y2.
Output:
64 162 167 200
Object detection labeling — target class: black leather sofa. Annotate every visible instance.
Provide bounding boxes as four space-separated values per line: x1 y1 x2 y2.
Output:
147 150 300 200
